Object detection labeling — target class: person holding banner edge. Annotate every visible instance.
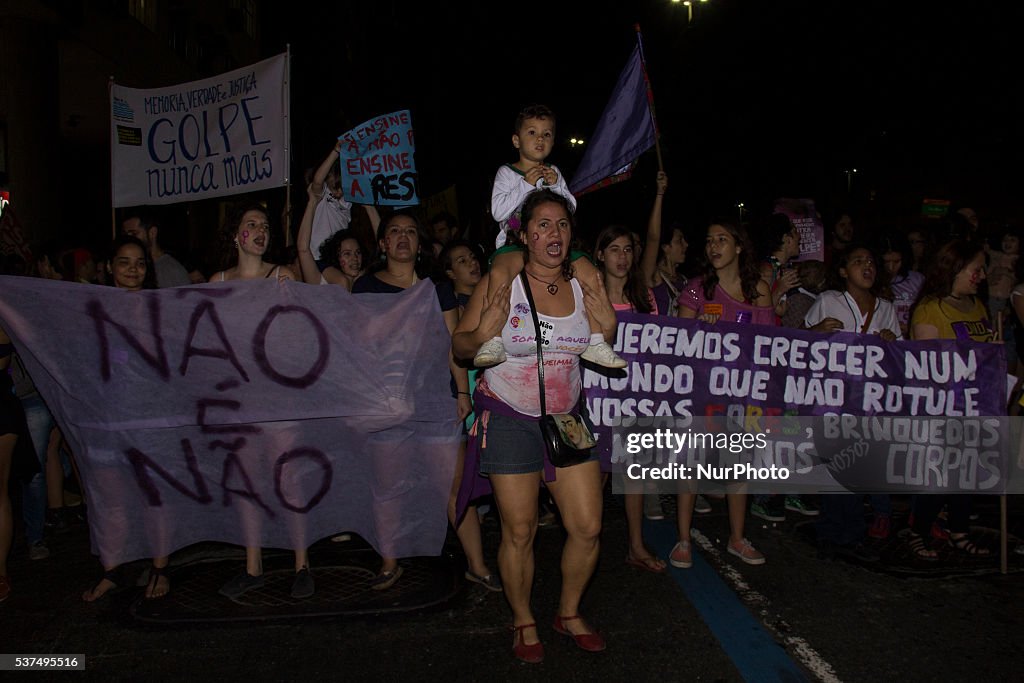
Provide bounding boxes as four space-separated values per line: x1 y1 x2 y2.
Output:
210 204 312 600
83 235 170 601
907 239 998 560
352 208 471 590
673 219 774 568
453 189 614 663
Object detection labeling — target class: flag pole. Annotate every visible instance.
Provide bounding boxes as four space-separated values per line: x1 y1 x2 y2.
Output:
108 77 117 240
283 44 293 246
634 24 663 172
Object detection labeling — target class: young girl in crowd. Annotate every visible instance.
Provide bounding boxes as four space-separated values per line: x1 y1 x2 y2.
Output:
805 245 901 552
82 235 170 601
805 245 901 340
209 205 312 600
208 203 297 283
650 221 688 317
296 179 368 290
306 140 353 265
595 225 664 572
675 222 770 569
879 234 924 338
908 240 997 560
594 173 668 573
437 240 501 591
674 220 773 568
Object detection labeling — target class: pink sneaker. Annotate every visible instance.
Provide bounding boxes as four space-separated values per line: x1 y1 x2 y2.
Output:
728 538 765 565
867 514 891 540
669 541 693 569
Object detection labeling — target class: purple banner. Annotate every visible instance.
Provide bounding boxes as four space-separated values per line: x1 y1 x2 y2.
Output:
586 312 1010 494
0 277 460 565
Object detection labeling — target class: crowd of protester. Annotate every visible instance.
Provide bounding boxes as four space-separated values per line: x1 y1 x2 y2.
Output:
0 103 1018 664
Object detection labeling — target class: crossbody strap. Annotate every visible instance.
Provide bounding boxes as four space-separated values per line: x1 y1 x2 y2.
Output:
520 271 547 418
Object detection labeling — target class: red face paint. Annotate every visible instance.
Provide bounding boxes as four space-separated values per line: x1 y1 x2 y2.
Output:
241 230 250 245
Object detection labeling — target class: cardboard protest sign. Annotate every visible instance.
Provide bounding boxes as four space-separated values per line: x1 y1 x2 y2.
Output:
110 53 289 207
339 110 419 206
773 198 824 262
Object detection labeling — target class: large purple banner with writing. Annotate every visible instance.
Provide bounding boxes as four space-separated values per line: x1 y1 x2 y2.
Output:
0 277 459 565
586 312 1012 494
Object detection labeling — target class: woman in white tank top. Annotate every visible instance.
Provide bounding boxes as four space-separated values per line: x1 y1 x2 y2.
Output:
208 203 296 283
453 190 617 662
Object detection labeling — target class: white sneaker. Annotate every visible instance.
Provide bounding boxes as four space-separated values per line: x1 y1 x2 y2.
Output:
581 341 626 369
474 338 507 368
694 495 712 514
643 494 665 520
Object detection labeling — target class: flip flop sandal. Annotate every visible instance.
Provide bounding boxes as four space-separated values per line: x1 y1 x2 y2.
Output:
626 553 667 573
145 564 171 600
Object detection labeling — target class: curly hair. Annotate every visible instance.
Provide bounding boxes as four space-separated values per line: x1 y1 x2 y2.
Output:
700 219 762 303
833 243 889 298
318 229 360 270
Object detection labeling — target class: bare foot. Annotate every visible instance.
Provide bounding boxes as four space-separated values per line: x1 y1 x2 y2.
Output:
82 577 117 602
145 572 170 599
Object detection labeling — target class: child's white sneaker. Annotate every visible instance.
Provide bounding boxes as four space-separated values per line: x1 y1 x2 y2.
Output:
581 340 626 369
474 337 507 368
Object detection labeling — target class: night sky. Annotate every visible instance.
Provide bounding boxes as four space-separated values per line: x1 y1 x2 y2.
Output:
263 1 1021 240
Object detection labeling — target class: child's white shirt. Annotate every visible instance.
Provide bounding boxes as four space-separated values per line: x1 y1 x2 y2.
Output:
310 182 353 259
490 163 576 248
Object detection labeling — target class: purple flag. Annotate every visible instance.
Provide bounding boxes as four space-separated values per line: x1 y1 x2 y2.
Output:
569 44 657 196
0 277 460 565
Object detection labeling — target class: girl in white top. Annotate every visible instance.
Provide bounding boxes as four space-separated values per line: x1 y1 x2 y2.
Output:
804 245 901 340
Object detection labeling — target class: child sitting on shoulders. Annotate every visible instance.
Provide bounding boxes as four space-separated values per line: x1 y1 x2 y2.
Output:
474 104 625 369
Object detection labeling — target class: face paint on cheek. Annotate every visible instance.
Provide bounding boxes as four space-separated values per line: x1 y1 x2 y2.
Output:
970 271 981 285
241 231 249 245
532 233 540 241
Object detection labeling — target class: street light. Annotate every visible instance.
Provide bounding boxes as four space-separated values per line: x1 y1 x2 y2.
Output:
682 0 693 22
844 168 858 194
569 138 584 148
737 202 746 221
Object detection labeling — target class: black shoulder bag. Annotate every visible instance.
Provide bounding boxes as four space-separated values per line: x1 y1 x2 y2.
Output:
520 271 596 468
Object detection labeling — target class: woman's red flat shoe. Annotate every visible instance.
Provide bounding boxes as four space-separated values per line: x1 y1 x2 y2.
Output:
553 615 606 652
512 623 544 663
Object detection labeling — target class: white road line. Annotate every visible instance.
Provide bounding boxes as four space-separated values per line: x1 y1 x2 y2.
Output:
690 528 844 683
